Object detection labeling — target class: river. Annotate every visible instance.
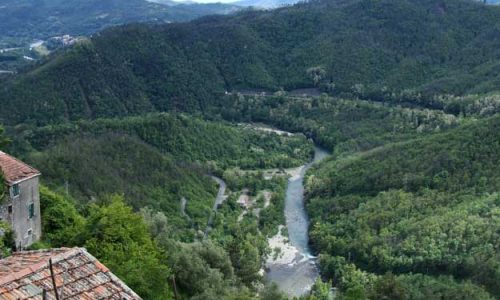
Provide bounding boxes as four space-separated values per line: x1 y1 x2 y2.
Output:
266 145 330 297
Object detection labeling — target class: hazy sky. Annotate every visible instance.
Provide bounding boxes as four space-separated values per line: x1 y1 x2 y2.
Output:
173 0 240 3
197 0 239 2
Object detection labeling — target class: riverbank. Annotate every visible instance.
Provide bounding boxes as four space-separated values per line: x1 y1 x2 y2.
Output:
265 146 330 297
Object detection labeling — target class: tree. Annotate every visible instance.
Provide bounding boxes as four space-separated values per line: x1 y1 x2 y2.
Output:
0 125 10 199
39 186 85 246
229 236 262 286
0 125 9 149
0 222 14 258
307 67 327 86
310 278 332 300
260 283 288 300
168 241 236 299
82 195 171 299
369 273 407 300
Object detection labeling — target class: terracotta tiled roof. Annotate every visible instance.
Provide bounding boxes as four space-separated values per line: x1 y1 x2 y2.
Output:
0 247 141 300
0 151 40 185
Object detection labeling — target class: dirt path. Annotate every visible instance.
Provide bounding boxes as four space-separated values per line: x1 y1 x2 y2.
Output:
180 197 191 221
203 176 227 238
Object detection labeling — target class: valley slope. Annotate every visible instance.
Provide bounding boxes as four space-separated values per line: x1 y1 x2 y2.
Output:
1 0 500 126
0 0 239 47
0 0 499 299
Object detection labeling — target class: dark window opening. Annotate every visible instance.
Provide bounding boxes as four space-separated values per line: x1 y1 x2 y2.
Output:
8 205 12 214
12 184 20 197
28 203 35 219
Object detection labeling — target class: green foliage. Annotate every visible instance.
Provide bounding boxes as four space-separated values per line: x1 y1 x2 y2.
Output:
25 133 216 240
39 186 85 246
307 115 500 198
307 116 500 296
260 283 288 300
380 273 494 300
0 222 14 257
168 241 243 299
0 0 238 48
1 1 499 299
217 94 458 156
82 195 171 299
0 125 10 200
14 113 313 170
368 273 408 300
310 278 332 300
0 125 9 150
36 187 171 299
319 255 493 300
2 0 500 125
208 188 272 287
9 113 311 240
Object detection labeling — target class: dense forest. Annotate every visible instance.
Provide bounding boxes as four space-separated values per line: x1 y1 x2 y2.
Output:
1 0 500 125
6 113 312 240
11 113 313 170
1 117 313 299
306 115 500 298
0 0 499 299
0 0 239 47
214 93 461 156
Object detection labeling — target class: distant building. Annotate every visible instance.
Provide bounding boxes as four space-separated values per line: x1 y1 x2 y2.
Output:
0 247 142 299
0 151 41 248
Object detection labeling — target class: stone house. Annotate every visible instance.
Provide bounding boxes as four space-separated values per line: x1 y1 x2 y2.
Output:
0 151 41 249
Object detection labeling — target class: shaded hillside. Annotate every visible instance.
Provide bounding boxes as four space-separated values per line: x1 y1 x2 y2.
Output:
29 133 217 241
1 0 500 126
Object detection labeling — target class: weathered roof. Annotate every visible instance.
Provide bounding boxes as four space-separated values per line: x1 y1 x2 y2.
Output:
0 247 141 300
0 151 40 185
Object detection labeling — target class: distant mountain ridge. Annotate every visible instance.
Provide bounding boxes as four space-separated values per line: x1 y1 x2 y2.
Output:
1 0 500 126
234 0 301 8
0 0 240 47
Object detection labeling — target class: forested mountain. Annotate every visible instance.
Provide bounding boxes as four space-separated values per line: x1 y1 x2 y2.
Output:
0 0 499 299
1 0 499 126
0 0 239 47
306 115 500 297
8 112 312 237
1 112 314 298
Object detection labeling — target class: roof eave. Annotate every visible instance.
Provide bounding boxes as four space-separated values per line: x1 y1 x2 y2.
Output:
6 173 41 186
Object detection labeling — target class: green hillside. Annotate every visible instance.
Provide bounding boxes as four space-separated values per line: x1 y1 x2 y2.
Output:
0 0 239 47
0 0 499 299
1 0 500 126
306 115 500 297
8 113 312 239
12 113 313 170
31 133 217 241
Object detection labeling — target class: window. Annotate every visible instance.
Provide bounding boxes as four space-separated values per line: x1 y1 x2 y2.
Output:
8 205 12 214
27 229 32 236
28 203 35 219
12 184 20 197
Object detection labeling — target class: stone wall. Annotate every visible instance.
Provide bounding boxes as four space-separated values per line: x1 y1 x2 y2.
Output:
0 176 41 249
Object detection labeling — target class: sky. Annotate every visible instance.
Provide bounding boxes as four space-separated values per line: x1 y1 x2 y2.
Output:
171 0 241 3
193 0 239 2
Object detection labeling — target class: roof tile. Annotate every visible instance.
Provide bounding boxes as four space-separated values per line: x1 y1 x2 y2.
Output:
0 248 141 299
0 151 40 184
